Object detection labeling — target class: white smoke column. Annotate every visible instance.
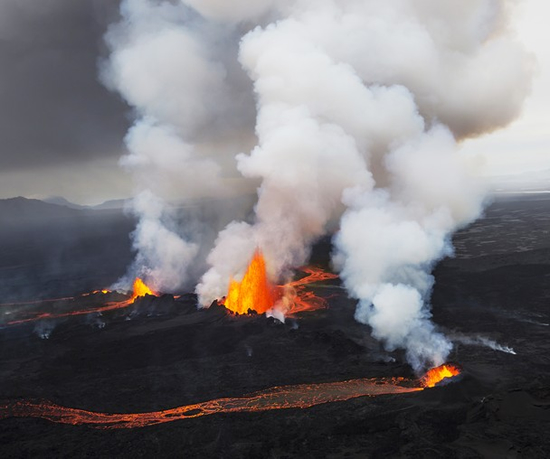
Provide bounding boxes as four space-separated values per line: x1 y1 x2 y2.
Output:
195 0 532 372
335 126 486 370
328 1 533 371
101 1 532 370
101 0 255 291
197 5 425 303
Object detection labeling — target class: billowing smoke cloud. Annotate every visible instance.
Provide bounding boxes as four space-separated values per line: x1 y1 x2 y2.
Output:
101 0 257 291
104 0 533 370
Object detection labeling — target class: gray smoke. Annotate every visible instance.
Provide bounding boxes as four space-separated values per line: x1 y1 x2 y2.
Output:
451 333 517 355
104 0 533 370
101 0 257 291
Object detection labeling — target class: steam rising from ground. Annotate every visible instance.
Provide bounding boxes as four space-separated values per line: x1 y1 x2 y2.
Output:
103 0 533 371
450 333 517 355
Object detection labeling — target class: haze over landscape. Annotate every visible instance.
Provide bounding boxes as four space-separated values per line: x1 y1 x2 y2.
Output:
0 0 548 205
1 2 549 458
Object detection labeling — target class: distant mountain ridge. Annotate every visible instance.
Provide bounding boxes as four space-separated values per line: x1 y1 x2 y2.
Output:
42 196 87 209
40 196 128 210
0 197 130 229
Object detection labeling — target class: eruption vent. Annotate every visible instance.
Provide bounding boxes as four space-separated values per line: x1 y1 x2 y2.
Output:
223 250 276 315
421 364 461 388
220 249 338 317
130 278 156 301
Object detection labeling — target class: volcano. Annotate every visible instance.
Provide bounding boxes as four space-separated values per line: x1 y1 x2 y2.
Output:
0 194 549 457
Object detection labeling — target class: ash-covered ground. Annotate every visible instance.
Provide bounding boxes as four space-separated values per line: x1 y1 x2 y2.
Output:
0 195 549 458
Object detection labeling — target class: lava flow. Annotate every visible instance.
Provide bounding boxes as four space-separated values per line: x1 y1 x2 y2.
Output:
282 266 339 316
0 365 461 429
221 250 338 316
0 377 421 429
3 278 156 327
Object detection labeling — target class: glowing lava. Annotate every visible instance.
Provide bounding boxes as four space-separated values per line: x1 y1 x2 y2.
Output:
282 267 338 317
224 250 277 315
130 278 156 301
0 365 463 429
82 289 111 297
221 250 338 316
0 377 421 429
421 364 461 388
3 278 156 327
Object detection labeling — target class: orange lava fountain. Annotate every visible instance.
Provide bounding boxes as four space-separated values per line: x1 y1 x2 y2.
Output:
221 250 338 316
420 364 461 388
3 278 156 327
130 278 156 301
223 250 277 315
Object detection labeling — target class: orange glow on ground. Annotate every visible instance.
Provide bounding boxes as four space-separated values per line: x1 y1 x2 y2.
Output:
421 364 461 388
3 278 156 327
281 267 338 317
0 377 421 429
82 289 111 297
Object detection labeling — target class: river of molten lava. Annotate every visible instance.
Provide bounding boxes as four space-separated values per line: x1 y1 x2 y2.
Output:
282 267 339 316
0 377 420 429
221 250 338 316
0 365 461 429
3 278 155 327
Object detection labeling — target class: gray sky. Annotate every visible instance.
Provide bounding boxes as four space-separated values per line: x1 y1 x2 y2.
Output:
0 0 130 204
0 0 548 204
460 0 550 189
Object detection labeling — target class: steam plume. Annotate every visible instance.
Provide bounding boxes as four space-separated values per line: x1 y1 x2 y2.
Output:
101 0 256 291
104 1 533 370
450 333 517 355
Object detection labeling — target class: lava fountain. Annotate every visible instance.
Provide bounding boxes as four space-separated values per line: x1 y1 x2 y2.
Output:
421 364 461 388
0 365 461 429
224 250 277 315
129 278 156 302
220 250 338 317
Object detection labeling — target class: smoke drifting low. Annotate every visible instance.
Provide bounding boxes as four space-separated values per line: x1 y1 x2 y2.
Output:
103 0 533 371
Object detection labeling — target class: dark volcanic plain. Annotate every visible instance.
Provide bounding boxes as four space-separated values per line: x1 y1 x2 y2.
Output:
0 195 549 458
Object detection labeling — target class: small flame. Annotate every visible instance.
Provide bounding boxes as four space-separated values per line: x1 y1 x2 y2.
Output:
421 364 461 388
131 278 156 301
82 289 111 297
223 250 276 315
